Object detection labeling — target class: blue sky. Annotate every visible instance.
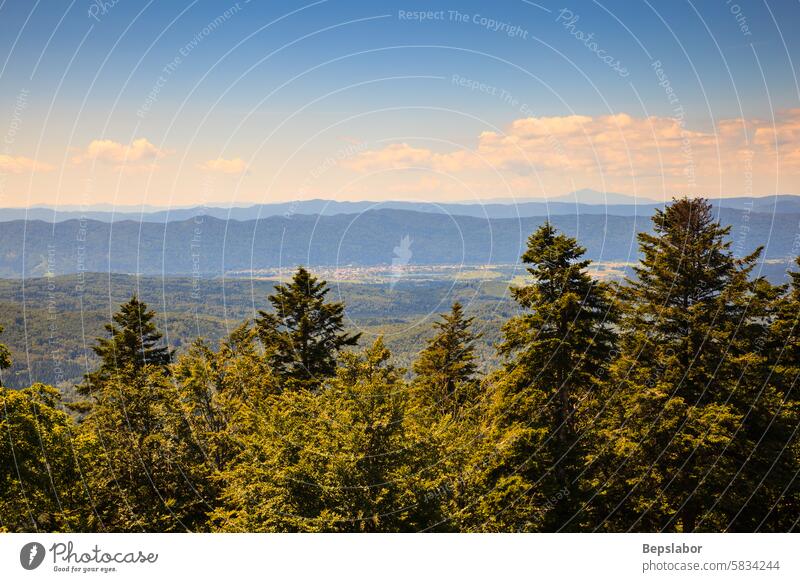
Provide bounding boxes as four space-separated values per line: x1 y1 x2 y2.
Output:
1 0 799 207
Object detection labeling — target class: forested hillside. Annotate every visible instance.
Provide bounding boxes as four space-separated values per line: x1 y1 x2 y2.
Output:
1 199 798 533
0 275 513 391
0 207 797 277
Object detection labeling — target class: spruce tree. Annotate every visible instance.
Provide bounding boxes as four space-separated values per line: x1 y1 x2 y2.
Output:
255 267 360 390
588 197 790 532
412 302 482 418
475 222 616 531
80 295 173 394
77 297 205 531
741 258 800 531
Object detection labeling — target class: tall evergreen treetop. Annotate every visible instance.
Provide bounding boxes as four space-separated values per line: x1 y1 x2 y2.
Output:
413 302 482 418
476 222 616 531
627 196 758 314
591 197 789 532
499 221 616 401
255 266 360 389
618 197 762 401
80 295 173 394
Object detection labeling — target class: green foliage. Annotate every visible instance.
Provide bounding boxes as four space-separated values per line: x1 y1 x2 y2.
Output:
0 384 89 532
0 275 509 391
78 364 210 531
76 297 205 531
412 302 482 419
0 323 11 378
80 295 173 397
213 339 442 532
255 267 361 390
1 201 799 532
174 323 278 474
474 222 616 531
588 198 799 531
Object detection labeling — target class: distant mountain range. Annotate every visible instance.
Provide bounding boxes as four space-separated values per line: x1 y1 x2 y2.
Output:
5 191 800 223
0 207 796 279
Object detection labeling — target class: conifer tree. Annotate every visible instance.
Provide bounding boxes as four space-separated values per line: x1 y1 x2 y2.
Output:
738 258 800 531
77 298 204 531
412 302 482 418
588 197 794 532
474 222 616 531
80 295 173 395
255 267 360 390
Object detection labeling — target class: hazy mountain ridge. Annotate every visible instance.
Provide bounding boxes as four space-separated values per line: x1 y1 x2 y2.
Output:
6 192 800 223
0 207 796 279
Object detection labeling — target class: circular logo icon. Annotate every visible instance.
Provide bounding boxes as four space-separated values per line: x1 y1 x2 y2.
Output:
20 542 46 570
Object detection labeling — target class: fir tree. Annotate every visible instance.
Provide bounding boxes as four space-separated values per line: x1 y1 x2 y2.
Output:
588 197 790 532
80 295 173 395
255 267 360 390
412 302 482 418
476 222 616 531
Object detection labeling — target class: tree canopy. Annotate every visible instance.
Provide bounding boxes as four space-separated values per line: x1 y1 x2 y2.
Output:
1 201 798 532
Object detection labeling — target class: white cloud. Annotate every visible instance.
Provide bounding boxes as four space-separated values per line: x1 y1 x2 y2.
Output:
198 157 248 174
341 109 800 197
0 154 54 174
72 138 170 169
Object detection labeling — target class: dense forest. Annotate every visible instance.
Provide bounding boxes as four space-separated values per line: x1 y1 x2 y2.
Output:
1 198 798 532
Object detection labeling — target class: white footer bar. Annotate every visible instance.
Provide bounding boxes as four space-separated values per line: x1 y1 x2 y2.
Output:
1 533 796 581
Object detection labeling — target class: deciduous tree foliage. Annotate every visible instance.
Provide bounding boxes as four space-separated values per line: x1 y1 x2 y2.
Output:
212 339 442 532
0 384 88 532
1 201 798 532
